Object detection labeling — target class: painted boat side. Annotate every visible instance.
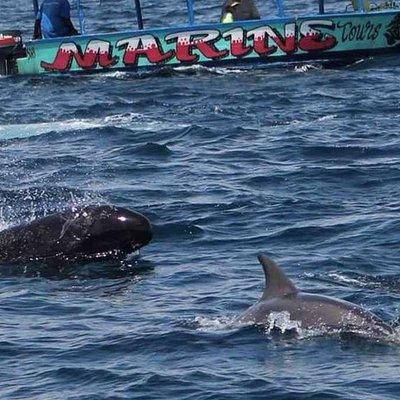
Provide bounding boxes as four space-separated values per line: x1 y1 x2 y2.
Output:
16 10 400 75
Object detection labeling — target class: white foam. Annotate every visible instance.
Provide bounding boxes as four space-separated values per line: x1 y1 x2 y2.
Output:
0 289 29 300
0 112 189 140
260 311 342 340
391 326 400 343
0 119 101 140
264 311 302 334
173 64 246 75
0 221 10 230
193 312 399 343
328 273 364 286
294 64 322 73
101 71 130 79
194 315 243 332
317 114 337 121
268 113 337 133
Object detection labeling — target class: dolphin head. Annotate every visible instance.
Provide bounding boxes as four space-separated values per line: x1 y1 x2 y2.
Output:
60 205 153 261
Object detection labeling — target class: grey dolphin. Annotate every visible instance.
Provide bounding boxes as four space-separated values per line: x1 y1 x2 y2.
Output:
0 205 152 264
239 254 394 337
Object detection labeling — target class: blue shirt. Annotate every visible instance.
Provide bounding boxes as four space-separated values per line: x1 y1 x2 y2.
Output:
37 0 71 38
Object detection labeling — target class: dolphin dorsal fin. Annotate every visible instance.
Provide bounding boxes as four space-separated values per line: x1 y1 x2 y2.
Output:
258 254 298 299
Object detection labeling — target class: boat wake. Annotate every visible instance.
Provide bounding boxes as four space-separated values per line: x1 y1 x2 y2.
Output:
173 64 247 75
0 112 190 141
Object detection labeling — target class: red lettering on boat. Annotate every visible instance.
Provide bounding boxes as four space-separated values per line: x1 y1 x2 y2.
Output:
299 20 337 51
223 28 252 57
41 40 118 71
117 35 174 66
266 24 297 54
166 30 228 62
247 28 277 56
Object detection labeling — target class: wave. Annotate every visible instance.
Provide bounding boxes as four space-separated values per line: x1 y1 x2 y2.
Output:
0 112 190 141
132 142 173 157
0 256 154 279
301 144 400 160
154 222 205 240
326 272 400 294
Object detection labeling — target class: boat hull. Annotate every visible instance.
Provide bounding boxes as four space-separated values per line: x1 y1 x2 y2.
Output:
11 10 400 75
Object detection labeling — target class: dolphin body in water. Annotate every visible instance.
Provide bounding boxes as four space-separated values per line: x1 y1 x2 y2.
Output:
0 205 153 264
239 254 394 338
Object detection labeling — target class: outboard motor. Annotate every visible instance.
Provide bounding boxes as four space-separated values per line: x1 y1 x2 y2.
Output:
0 30 25 76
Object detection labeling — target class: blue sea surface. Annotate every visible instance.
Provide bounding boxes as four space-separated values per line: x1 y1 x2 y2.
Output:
1 1 400 399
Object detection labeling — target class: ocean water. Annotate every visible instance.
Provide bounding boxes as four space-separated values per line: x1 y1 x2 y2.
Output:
1 1 400 399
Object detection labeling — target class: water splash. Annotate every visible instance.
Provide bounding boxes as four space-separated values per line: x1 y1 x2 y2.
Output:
247 311 400 343
0 188 104 229
264 311 302 334
192 315 243 333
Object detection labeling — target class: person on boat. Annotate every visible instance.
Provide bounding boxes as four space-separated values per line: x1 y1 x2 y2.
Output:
33 0 79 39
351 0 370 11
220 0 260 23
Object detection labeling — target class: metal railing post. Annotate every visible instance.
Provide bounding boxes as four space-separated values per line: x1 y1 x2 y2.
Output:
76 0 85 34
134 0 144 29
275 0 286 17
186 0 195 25
318 0 325 14
33 0 39 16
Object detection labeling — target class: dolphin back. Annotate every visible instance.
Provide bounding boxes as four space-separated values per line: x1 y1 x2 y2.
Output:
0 213 72 263
240 255 395 339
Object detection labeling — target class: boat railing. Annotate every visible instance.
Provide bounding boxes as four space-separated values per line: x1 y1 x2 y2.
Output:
279 0 371 16
181 0 379 24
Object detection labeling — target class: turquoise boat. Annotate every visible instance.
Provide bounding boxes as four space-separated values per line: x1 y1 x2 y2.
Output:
1 0 400 75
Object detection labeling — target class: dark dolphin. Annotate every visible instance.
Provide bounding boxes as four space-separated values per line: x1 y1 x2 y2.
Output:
239 254 394 338
0 205 152 264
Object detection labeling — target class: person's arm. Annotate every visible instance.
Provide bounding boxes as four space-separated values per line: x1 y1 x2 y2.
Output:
220 0 230 22
60 0 79 35
249 0 260 19
33 19 42 39
64 18 79 35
